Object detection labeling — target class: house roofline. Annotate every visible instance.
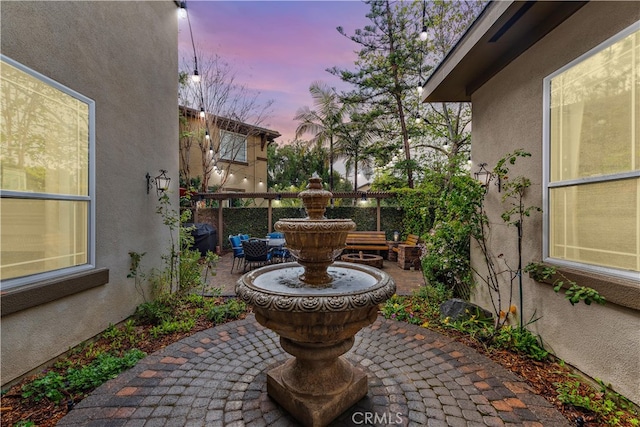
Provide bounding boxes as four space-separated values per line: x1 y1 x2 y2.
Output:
421 0 586 102
179 105 281 143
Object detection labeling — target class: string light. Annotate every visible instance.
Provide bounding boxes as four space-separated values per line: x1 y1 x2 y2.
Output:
419 1 429 41
199 107 205 118
178 1 187 19
185 1 200 83
205 129 210 140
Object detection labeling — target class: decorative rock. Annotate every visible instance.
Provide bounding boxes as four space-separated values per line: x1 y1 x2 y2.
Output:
439 298 493 322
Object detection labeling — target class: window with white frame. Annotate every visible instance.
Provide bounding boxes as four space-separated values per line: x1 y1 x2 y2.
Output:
0 55 95 288
543 23 639 280
219 130 247 163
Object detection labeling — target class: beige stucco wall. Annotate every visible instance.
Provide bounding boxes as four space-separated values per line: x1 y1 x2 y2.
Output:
470 2 640 404
1 2 178 385
183 124 269 205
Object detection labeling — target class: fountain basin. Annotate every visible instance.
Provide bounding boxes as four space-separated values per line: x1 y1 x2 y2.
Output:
236 262 396 426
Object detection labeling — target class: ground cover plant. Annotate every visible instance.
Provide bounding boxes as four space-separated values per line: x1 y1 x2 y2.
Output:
380 286 639 427
0 293 247 427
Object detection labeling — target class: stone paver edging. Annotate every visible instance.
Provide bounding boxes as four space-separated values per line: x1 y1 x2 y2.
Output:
58 315 570 427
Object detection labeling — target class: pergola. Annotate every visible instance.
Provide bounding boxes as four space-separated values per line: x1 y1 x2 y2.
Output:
194 191 395 250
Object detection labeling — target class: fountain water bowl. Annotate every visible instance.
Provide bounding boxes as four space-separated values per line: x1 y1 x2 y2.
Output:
236 176 395 427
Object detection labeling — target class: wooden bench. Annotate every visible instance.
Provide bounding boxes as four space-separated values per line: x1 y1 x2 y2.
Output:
392 234 421 254
344 231 388 252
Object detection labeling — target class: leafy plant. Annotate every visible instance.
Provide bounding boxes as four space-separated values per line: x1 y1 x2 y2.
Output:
21 371 66 403
66 349 146 391
149 319 196 338
421 174 485 299
492 325 548 361
555 377 639 426
21 350 146 405
525 263 606 306
134 299 174 325
207 299 246 324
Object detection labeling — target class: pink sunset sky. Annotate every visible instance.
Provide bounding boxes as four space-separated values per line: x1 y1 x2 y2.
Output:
178 0 371 144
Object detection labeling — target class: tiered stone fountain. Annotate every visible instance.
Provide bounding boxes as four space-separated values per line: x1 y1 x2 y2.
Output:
236 176 396 427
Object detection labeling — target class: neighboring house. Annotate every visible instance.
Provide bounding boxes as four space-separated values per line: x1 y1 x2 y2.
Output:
179 106 280 206
1 2 178 386
423 1 639 404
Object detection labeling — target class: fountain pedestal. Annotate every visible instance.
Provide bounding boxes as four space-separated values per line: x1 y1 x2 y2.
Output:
262 308 376 426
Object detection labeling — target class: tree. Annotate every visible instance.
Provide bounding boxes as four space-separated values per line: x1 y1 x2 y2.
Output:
179 54 274 191
294 81 347 193
329 0 484 188
267 141 329 190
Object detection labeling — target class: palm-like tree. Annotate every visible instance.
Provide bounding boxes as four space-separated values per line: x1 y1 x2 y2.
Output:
294 81 346 192
335 113 374 192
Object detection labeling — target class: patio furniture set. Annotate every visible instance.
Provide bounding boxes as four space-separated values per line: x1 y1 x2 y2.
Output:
229 232 292 273
230 231 422 272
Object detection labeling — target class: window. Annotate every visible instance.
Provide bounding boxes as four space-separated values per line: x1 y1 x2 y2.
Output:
0 55 95 289
543 23 640 280
219 130 247 163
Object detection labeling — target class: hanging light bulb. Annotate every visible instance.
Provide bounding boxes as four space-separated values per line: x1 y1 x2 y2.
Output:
419 25 428 41
415 115 422 124
199 107 205 118
178 1 187 19
192 69 200 83
209 142 213 155
205 129 210 140
417 85 423 95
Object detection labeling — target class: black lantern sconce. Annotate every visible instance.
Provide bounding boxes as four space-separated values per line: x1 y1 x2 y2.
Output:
146 170 171 196
473 163 501 192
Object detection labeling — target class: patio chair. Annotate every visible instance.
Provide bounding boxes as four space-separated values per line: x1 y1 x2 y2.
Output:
241 238 272 272
229 235 245 273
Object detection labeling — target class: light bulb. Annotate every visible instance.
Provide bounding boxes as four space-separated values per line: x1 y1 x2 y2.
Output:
417 85 423 94
178 2 187 19
192 69 200 83
209 144 213 155
415 116 422 124
205 130 210 140
199 107 205 118
419 25 428 41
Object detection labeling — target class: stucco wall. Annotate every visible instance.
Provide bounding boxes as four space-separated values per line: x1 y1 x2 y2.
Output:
1 2 178 385
470 2 640 404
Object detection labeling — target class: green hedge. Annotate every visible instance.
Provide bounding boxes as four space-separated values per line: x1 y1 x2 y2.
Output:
201 207 404 250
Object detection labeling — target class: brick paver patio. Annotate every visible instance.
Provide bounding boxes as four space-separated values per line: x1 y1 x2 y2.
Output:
58 315 570 426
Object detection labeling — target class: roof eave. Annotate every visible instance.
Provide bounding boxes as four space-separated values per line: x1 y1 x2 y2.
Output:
421 0 587 103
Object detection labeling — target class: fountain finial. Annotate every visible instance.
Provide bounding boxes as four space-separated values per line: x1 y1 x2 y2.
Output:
299 174 332 220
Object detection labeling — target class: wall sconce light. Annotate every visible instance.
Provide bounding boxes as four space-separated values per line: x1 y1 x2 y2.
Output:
146 170 171 196
393 231 400 242
473 163 501 192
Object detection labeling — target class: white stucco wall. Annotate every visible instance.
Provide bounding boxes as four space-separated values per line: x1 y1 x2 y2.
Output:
1 1 178 385
470 2 640 404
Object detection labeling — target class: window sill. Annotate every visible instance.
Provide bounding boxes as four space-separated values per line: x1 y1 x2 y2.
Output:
528 264 640 311
1 268 109 316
